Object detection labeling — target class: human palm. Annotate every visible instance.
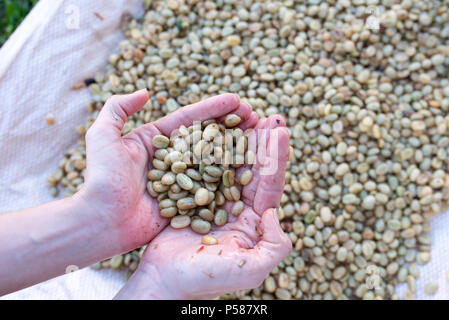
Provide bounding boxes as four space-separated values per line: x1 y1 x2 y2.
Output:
81 91 261 252
138 115 292 299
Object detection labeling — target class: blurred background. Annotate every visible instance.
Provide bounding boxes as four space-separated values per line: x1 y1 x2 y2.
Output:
0 0 38 46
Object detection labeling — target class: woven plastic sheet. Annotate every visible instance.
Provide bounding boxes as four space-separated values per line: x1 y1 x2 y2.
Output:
0 0 448 300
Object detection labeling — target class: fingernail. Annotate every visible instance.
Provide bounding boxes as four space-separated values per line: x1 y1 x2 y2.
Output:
135 89 150 99
136 88 149 94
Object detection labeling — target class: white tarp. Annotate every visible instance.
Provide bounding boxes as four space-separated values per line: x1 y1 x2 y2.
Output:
0 0 448 300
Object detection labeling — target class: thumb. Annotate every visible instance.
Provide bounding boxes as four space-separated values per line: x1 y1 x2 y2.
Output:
245 209 292 274
255 208 292 261
240 208 291 289
88 89 149 140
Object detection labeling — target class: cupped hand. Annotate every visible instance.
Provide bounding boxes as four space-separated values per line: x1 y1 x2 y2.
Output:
122 115 292 300
79 90 256 253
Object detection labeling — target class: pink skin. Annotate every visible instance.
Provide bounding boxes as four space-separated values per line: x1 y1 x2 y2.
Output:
80 90 250 253
115 114 292 300
0 90 291 298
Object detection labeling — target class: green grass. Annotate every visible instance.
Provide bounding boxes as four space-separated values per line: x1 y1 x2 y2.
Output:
0 0 39 46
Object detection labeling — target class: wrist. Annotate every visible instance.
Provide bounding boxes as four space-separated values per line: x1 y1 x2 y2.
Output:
114 264 180 300
67 190 124 260
74 184 166 254
72 185 118 228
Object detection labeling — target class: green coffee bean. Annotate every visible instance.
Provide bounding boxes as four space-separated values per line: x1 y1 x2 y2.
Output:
178 208 194 216
231 201 245 216
424 282 439 295
177 197 196 210
199 161 206 175
190 181 202 194
230 186 241 201
202 119 216 127
214 209 228 226
223 170 235 187
201 235 218 245
195 188 209 206
207 191 215 204
170 183 182 193
215 191 226 206
203 123 220 141
205 182 218 192
199 208 214 222
147 182 158 197
222 187 233 201
236 136 247 155
224 114 242 128
153 159 168 171
205 166 223 178
240 170 253 186
232 154 245 168
171 215 191 229
153 135 170 149
148 169 165 181
173 138 188 152
176 173 193 190
191 130 202 144
155 149 168 160
160 207 178 218
169 151 182 163
186 168 202 181
153 181 169 193
163 153 172 166
159 198 176 209
191 219 211 234
245 150 256 165
161 172 176 185
110 255 123 270
157 192 168 202
208 200 217 213
171 161 187 173
203 173 220 183
193 140 206 157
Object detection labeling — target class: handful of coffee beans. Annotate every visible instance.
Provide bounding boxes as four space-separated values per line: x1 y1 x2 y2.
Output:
147 115 254 234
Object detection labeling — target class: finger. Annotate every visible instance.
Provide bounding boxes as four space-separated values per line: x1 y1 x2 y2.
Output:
239 111 259 131
87 90 149 141
125 122 161 159
253 114 285 132
251 115 286 172
233 209 291 289
152 93 240 136
252 114 286 170
253 127 290 214
254 118 267 130
241 115 286 209
217 204 262 245
215 229 255 250
248 208 292 269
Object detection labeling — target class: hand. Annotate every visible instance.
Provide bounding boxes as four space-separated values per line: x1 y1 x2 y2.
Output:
79 90 258 253
115 115 292 300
